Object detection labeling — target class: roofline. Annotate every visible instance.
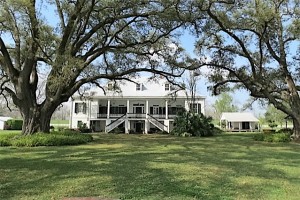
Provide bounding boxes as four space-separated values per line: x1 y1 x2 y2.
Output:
72 95 206 100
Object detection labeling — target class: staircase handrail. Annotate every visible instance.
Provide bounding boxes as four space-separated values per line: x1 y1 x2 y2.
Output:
105 113 127 128
147 114 168 129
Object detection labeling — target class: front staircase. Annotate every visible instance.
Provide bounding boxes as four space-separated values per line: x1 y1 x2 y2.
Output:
105 114 127 133
147 114 168 131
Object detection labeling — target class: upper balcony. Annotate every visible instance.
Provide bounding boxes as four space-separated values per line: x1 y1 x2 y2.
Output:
91 113 177 119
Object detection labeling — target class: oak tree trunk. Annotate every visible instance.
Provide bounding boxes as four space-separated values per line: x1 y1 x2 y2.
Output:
19 100 59 135
292 118 300 141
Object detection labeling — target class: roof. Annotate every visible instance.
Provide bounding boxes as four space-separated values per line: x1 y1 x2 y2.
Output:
0 117 12 121
220 112 259 122
74 77 205 99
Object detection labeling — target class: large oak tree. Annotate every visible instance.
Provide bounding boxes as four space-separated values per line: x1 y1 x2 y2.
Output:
191 0 300 139
0 0 194 134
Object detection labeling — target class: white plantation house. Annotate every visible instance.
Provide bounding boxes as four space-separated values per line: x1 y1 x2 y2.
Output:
70 77 205 133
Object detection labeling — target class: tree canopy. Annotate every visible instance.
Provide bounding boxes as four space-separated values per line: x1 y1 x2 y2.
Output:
0 0 194 134
213 92 238 120
191 0 300 139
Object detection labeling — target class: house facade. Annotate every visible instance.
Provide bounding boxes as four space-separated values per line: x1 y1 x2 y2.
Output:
70 77 205 133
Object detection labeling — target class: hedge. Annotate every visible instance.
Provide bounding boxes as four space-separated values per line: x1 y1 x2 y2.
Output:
5 119 23 130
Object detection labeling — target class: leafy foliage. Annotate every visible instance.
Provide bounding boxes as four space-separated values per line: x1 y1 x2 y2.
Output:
253 133 291 143
5 119 23 130
172 111 215 137
265 105 286 127
0 0 193 134
213 93 238 119
0 131 93 147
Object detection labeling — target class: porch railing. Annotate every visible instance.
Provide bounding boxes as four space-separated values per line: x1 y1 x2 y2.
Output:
127 113 146 118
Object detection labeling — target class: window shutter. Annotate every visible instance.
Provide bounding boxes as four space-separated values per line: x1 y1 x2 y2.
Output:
75 103 79 113
150 107 153 114
198 104 201 114
83 103 87 114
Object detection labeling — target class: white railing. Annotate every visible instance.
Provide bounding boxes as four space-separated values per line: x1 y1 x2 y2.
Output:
127 113 146 118
105 114 127 133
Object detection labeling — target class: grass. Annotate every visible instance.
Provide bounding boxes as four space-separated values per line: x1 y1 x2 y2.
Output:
0 133 299 200
50 119 69 125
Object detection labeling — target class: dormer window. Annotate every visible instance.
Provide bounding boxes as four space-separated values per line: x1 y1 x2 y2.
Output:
136 83 142 91
107 83 113 90
165 83 170 91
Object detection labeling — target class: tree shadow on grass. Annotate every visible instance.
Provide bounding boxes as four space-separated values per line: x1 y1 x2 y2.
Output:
0 133 299 199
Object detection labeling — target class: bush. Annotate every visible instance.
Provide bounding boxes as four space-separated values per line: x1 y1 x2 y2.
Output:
171 111 215 137
78 123 92 133
0 131 93 147
0 132 20 146
253 133 290 143
5 119 23 130
277 128 293 135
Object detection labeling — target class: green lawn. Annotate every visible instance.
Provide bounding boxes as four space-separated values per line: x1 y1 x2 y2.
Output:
0 133 299 200
50 119 69 125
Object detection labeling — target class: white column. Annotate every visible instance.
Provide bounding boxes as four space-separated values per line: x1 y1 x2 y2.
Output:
127 100 130 114
165 100 168 119
184 100 189 111
128 120 131 133
164 120 170 133
125 119 129 134
69 100 74 128
87 100 91 128
145 120 148 134
107 100 110 119
239 122 241 131
146 100 149 118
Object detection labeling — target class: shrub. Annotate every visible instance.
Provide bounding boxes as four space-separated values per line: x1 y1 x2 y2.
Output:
253 133 290 143
213 127 224 135
0 132 20 146
171 111 215 137
78 123 92 133
5 119 23 130
0 131 93 147
277 128 293 135
268 120 278 129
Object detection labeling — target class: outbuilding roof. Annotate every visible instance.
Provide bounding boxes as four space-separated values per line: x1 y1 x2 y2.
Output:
220 112 259 122
0 117 12 121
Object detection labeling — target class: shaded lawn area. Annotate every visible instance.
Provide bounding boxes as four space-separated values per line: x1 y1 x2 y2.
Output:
0 133 299 200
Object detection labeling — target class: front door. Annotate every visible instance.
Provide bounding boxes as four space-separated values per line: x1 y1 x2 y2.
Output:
242 122 250 130
135 122 144 133
135 106 144 114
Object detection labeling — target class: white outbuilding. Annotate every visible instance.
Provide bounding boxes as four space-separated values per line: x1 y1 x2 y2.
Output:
220 112 259 132
0 117 12 130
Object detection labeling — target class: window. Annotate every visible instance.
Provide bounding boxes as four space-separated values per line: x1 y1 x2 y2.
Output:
136 83 142 91
189 103 201 114
107 83 113 90
165 83 170 91
110 106 127 114
75 103 87 114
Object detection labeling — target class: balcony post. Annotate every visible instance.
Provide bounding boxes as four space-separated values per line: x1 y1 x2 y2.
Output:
165 100 168 119
146 100 149 118
107 100 110 119
127 100 130 114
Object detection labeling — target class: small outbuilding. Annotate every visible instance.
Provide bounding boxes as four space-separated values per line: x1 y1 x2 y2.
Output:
0 117 12 130
220 112 259 132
